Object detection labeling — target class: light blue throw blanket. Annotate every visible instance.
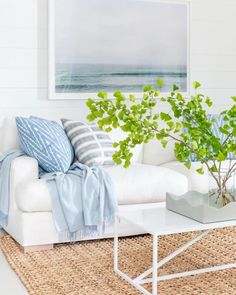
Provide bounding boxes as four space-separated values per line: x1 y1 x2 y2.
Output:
0 150 118 240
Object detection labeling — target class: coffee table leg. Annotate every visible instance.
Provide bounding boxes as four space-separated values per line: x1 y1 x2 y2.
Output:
114 216 151 295
152 234 158 295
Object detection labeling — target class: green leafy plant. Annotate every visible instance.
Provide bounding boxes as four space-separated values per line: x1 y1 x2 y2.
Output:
86 81 236 206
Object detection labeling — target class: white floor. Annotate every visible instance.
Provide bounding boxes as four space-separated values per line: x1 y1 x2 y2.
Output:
0 229 29 295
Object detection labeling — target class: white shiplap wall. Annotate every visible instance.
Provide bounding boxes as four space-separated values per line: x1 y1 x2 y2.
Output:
191 0 236 108
0 0 235 122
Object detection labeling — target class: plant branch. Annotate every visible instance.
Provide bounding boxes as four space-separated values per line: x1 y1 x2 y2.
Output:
150 126 222 187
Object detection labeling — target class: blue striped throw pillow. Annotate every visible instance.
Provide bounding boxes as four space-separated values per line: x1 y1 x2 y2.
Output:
61 119 115 167
16 116 74 173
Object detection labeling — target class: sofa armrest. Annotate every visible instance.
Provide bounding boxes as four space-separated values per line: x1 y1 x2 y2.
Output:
10 156 39 210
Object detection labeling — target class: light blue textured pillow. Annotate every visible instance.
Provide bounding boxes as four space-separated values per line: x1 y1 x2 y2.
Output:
188 114 235 162
15 116 74 173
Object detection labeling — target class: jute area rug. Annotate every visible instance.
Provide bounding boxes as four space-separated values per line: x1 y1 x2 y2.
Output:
1 228 236 295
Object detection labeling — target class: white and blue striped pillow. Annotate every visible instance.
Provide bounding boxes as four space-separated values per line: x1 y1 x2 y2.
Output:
188 114 235 162
16 116 74 173
61 119 115 167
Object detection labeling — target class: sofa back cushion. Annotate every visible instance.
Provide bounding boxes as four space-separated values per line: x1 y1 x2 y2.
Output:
15 116 74 173
0 118 20 153
143 139 176 166
0 117 144 164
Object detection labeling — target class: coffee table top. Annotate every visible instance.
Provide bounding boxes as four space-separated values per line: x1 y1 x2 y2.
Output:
118 203 236 236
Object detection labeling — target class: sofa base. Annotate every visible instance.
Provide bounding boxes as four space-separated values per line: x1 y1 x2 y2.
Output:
4 203 163 249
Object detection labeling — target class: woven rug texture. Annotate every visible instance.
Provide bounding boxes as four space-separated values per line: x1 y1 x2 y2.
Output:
1 228 236 295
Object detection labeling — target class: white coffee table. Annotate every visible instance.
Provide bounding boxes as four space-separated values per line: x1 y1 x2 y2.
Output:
114 202 236 295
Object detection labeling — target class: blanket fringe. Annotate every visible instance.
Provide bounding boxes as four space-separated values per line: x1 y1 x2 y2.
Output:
58 214 116 243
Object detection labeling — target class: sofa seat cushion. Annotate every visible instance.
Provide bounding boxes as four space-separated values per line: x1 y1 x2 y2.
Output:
15 163 188 212
160 160 236 194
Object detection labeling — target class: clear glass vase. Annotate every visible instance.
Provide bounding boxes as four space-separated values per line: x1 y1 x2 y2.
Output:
208 169 236 208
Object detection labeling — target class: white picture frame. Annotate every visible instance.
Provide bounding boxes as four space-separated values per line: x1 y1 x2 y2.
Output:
48 0 191 100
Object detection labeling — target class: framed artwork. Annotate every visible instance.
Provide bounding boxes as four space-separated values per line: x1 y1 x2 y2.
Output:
48 0 190 100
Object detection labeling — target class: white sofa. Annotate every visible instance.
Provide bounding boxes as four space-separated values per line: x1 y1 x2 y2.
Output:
0 117 231 251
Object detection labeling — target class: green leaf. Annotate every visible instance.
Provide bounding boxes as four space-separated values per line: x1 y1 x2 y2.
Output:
94 110 104 118
160 112 172 121
143 85 153 92
173 84 179 91
105 127 112 132
191 141 198 150
156 133 165 140
176 93 183 101
196 167 204 175
231 96 236 102
161 139 168 148
205 97 213 107
113 90 125 99
219 126 229 135
129 94 135 102
167 121 175 129
87 114 95 121
156 79 164 87
198 148 207 157
174 122 182 132
184 162 191 169
97 91 107 99
223 115 229 121
124 159 131 168
118 110 125 120
223 124 230 130
153 114 159 120
121 124 130 132
113 157 122 165
216 152 226 161
86 98 94 107
193 81 201 89
209 165 217 172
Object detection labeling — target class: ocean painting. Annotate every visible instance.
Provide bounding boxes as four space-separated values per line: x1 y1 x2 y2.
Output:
52 0 188 98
